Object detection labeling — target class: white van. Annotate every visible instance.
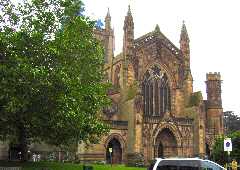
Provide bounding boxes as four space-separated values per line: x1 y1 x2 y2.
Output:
148 158 226 170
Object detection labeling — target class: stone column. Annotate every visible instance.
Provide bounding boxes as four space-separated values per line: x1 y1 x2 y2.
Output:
126 94 144 166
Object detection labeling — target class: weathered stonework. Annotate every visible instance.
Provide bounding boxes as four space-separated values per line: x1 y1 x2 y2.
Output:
0 6 224 165
77 6 224 165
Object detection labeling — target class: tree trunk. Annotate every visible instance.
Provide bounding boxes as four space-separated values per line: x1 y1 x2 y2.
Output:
19 125 28 162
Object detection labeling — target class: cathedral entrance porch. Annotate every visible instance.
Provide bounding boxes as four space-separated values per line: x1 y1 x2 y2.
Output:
106 138 122 164
154 128 178 158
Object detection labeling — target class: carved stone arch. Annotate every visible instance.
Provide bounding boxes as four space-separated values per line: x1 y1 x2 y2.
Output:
140 62 176 90
153 122 183 157
104 133 126 149
153 122 182 147
104 133 126 164
152 122 183 157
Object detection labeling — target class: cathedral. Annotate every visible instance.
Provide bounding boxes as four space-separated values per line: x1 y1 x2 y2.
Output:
77 6 224 165
0 6 224 165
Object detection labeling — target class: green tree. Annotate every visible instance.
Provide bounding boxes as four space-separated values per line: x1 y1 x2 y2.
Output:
0 0 109 161
211 131 240 165
224 111 240 134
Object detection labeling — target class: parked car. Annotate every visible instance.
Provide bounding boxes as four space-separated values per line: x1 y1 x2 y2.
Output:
148 158 226 170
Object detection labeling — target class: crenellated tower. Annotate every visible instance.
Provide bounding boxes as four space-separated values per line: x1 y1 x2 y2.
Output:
180 21 193 105
206 72 224 135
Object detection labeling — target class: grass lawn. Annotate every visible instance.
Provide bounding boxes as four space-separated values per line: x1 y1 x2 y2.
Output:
0 161 146 170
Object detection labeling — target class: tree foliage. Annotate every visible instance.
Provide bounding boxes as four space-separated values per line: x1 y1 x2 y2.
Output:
211 131 240 165
224 111 240 134
0 0 110 160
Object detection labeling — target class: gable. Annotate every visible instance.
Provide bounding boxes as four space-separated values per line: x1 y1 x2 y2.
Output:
132 30 185 88
134 30 182 59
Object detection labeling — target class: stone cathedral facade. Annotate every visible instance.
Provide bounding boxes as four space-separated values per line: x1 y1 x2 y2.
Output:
0 6 224 164
77 6 224 165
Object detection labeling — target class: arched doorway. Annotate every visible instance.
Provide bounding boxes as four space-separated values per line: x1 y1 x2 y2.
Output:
155 128 177 158
106 138 122 164
158 142 164 158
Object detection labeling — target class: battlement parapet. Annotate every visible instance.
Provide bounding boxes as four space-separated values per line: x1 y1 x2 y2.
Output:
206 72 221 81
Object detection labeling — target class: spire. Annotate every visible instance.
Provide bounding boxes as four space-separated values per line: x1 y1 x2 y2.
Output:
180 20 190 70
105 8 111 30
123 5 134 40
124 5 133 30
123 5 134 66
122 5 134 89
106 7 110 18
127 5 132 16
155 24 160 33
180 20 189 42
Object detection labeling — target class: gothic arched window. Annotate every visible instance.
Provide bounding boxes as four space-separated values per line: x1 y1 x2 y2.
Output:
142 65 171 116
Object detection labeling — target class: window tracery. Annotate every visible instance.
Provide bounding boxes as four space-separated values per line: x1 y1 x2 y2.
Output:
143 65 171 116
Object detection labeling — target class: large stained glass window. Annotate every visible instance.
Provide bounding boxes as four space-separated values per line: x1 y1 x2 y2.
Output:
143 65 171 116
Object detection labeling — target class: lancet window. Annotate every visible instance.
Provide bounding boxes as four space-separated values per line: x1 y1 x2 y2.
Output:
143 66 171 116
